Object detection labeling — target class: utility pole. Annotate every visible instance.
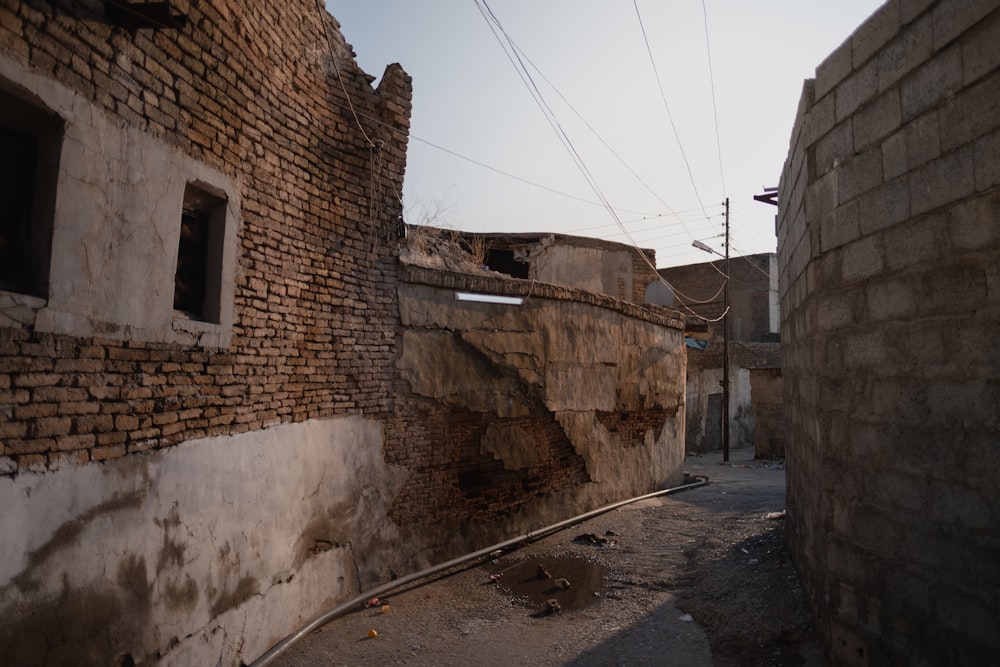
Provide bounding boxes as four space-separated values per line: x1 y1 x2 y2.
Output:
722 197 730 463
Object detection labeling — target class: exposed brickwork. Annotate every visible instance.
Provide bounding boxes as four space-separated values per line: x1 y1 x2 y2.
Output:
778 1 1000 664
389 266 686 527
0 2 411 473
386 401 592 524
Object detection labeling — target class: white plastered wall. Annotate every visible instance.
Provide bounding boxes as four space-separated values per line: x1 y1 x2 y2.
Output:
0 416 408 666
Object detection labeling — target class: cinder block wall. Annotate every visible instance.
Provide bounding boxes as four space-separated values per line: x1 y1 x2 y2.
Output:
777 1 1000 664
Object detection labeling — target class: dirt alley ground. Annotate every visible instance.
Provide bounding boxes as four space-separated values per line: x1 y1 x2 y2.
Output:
270 448 824 666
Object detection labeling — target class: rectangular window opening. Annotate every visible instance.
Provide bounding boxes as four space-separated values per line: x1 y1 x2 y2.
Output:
174 183 226 323
0 86 63 299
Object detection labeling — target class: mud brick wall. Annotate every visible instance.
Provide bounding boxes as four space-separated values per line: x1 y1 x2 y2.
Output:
0 1 410 472
777 1 1000 664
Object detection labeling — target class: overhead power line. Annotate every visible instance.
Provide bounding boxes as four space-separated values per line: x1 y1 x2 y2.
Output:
633 0 711 221
701 0 727 196
475 0 727 321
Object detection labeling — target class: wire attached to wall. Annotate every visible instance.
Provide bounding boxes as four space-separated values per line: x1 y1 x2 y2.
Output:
315 0 376 151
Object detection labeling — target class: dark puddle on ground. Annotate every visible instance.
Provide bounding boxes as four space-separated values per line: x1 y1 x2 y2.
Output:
491 556 606 614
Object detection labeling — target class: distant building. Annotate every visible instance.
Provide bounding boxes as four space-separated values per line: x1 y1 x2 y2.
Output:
657 253 783 457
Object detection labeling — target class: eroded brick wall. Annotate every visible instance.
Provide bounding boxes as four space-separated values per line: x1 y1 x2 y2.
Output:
778 1 1000 663
387 266 687 558
0 1 411 472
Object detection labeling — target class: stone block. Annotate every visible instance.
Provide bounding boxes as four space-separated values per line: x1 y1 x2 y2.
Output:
815 120 854 177
866 277 918 321
806 169 839 220
974 128 1000 191
909 145 976 216
859 175 911 235
949 191 1000 250
841 234 884 283
918 262 988 317
821 201 862 254
939 69 1000 152
881 111 941 181
839 147 884 202
931 0 1000 51
815 292 856 331
852 0 901 68
836 58 880 122
900 44 962 122
882 212 943 272
815 36 853 101
878 12 933 92
900 0 936 24
853 88 901 150
962 7 1000 84
801 92 836 148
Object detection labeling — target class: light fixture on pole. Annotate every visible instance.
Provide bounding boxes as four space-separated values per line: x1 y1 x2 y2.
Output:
691 239 717 255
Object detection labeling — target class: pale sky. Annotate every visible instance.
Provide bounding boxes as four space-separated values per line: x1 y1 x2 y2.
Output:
326 1 885 268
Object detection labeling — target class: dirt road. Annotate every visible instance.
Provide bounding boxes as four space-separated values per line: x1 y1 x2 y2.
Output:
270 448 822 666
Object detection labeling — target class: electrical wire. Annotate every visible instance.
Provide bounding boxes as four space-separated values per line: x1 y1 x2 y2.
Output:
475 0 728 322
701 0 727 196
565 205 718 235
632 0 711 223
505 37 686 226
729 243 778 287
316 0 376 150
409 135 654 216
322 95 663 218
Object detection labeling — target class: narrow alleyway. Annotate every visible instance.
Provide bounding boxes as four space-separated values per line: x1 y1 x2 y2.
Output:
271 448 820 666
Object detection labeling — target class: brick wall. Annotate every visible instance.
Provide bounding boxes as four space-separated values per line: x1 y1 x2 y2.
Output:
0 1 411 473
777 1 1000 663
0 3 414 663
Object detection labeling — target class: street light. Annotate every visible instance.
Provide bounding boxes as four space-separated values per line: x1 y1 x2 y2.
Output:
691 239 716 255
692 197 730 462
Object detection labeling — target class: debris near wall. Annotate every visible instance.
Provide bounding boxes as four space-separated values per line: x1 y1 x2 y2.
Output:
399 225 495 275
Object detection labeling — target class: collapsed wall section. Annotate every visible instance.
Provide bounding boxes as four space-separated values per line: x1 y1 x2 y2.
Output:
777 1 1000 664
388 266 687 562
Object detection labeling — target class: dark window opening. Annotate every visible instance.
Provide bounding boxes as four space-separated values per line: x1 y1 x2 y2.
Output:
174 184 225 322
0 87 62 298
485 248 528 279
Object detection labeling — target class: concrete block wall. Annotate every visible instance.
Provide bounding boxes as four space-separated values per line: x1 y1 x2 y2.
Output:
777 1 1000 664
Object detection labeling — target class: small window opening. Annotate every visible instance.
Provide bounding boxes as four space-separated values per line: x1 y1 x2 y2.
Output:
0 87 62 298
485 248 528 279
174 184 226 323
